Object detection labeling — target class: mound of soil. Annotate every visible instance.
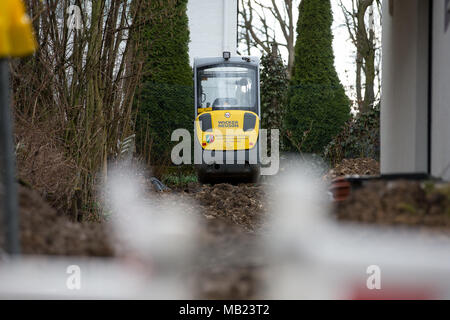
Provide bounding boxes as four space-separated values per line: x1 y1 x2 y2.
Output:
335 180 450 231
193 183 267 232
325 158 380 180
0 185 114 256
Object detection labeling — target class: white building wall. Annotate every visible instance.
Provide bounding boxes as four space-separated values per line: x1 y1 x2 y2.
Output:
187 0 238 64
381 0 450 180
381 0 429 175
431 0 450 180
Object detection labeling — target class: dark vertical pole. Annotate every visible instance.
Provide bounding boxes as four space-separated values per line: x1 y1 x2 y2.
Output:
427 0 433 176
0 58 20 254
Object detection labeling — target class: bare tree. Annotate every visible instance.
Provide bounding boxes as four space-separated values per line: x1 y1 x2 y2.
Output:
339 0 382 112
12 0 146 218
239 0 297 77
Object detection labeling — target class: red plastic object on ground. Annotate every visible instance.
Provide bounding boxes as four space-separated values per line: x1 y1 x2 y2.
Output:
329 177 352 202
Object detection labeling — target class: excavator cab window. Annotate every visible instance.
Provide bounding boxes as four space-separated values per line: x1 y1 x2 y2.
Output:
197 64 258 113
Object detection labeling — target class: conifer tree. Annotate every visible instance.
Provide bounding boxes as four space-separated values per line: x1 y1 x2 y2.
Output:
135 0 193 164
285 0 350 153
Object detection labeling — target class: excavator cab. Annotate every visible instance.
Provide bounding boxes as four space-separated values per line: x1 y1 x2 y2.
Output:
194 53 261 183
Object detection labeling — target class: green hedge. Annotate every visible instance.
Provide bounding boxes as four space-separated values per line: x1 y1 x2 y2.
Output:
324 104 380 165
284 0 350 154
260 49 288 132
135 0 193 165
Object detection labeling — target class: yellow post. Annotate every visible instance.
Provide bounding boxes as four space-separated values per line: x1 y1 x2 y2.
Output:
0 0 37 58
0 0 37 254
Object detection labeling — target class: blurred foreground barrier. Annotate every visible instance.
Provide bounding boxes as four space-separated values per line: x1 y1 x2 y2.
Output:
0 256 190 299
0 165 198 299
0 0 37 255
265 166 450 299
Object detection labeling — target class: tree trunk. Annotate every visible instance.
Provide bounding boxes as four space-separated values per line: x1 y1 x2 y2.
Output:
356 51 363 110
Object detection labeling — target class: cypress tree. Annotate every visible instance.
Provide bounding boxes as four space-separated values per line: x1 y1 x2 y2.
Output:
260 44 288 133
284 0 350 154
135 0 193 165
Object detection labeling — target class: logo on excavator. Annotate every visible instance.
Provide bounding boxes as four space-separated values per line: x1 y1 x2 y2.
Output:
206 134 215 144
225 112 231 118
218 121 238 128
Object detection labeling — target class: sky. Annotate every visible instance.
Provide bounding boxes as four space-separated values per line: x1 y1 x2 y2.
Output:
331 0 382 107
332 0 358 100
238 0 382 108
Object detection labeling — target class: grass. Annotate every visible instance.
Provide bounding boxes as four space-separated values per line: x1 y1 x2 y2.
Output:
162 170 198 188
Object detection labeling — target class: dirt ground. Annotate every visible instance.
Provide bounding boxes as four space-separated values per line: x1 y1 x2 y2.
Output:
193 183 269 232
0 181 269 299
324 158 380 180
156 183 270 299
2 157 450 299
0 185 114 256
335 180 450 233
